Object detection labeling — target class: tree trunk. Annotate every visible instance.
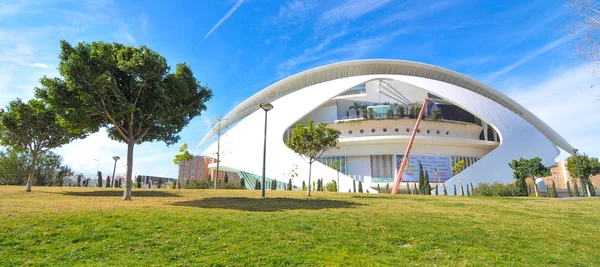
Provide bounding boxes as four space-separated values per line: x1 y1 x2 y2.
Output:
26 151 38 192
123 142 134 201
586 181 592 197
307 163 312 196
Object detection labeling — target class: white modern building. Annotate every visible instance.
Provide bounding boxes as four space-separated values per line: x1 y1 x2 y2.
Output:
199 60 574 194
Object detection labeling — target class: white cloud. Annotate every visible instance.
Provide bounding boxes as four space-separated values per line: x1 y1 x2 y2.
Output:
55 128 180 178
506 63 600 159
320 0 391 25
485 35 572 82
199 0 245 45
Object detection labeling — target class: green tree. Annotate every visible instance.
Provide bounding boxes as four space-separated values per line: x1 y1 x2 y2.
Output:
424 170 431 195
452 160 466 196
136 175 142 188
36 41 212 200
286 120 339 196
510 157 550 197
565 154 600 197
325 180 337 192
35 152 72 186
432 108 442 121
0 148 31 185
0 99 80 192
348 102 363 117
418 161 425 194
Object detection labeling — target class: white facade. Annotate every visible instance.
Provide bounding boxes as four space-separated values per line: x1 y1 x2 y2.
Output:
200 60 572 194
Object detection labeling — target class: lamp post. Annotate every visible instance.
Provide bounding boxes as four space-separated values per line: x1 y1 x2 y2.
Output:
112 156 120 188
573 148 588 197
260 102 273 198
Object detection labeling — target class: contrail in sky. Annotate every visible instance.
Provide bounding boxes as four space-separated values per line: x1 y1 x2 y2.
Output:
197 0 245 48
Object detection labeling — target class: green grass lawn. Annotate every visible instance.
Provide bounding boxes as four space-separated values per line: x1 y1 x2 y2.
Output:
1 186 599 266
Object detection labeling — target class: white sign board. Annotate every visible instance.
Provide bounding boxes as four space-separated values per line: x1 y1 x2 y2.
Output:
395 155 452 182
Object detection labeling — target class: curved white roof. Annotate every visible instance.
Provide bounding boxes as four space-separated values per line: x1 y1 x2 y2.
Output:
199 59 573 153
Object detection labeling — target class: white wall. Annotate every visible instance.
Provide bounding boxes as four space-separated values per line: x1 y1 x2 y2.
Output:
296 103 337 124
346 156 371 184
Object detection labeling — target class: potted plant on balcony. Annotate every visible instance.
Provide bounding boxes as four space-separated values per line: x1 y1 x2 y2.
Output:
349 102 363 118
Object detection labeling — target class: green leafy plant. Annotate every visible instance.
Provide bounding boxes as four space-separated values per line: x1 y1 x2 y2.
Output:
286 120 339 196
566 180 573 197
358 181 363 193
325 180 337 192
432 108 442 121
36 41 212 200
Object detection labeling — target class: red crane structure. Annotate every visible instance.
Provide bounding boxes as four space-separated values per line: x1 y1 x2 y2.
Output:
391 98 430 194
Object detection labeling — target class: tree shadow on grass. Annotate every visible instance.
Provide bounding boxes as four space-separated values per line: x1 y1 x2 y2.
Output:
172 197 364 212
59 190 181 198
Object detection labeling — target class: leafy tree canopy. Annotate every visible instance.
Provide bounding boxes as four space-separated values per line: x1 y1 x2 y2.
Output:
566 153 600 180
286 120 340 164
0 98 80 191
35 40 212 199
173 143 193 164
36 40 213 146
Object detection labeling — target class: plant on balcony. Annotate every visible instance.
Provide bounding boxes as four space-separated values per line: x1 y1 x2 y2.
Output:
409 106 416 119
362 107 368 119
349 102 363 117
386 108 394 119
397 106 405 118
432 108 442 121
368 108 375 119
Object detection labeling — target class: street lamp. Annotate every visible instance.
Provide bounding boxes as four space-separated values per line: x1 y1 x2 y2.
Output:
573 148 587 197
260 102 273 198
112 156 121 188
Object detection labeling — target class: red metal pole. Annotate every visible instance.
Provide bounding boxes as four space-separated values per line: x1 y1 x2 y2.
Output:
391 98 429 194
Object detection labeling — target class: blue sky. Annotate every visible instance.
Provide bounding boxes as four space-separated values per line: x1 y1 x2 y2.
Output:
1 0 598 178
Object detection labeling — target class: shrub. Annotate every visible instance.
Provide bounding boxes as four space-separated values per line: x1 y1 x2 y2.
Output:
566 180 573 197
287 179 292 191
466 184 471 196
353 180 356 193
185 179 244 189
325 180 337 192
302 181 306 191
443 184 447 195
377 184 381 192
136 175 142 188
435 185 438 195
240 178 246 189
551 181 557 198
368 109 375 119
358 181 363 193
432 108 442 121
386 183 390 194
414 183 419 195
574 181 580 197
362 107 368 119
453 184 457 196
397 106 405 118
472 182 520 196
386 109 393 119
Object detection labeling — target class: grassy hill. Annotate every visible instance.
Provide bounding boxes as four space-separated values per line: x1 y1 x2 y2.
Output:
1 186 598 266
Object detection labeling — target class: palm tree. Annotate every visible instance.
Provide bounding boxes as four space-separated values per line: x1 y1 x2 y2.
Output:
349 102 363 117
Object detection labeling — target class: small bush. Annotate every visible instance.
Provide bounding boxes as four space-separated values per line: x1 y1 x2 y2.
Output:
432 108 442 121
472 182 520 196
302 181 306 191
443 184 447 195
358 181 363 193
325 180 337 192
566 180 573 197
386 183 390 194
185 180 244 189
386 109 393 119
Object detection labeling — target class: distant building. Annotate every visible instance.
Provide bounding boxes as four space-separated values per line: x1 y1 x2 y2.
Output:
540 160 600 190
139 175 176 188
178 156 240 186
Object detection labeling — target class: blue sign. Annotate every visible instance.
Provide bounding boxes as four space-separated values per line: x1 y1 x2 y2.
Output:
395 155 452 182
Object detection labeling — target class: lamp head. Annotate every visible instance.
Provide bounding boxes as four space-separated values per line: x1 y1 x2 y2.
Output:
260 102 273 111
113 156 121 161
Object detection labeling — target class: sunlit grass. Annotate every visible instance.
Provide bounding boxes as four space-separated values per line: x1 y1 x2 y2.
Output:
1 186 599 266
